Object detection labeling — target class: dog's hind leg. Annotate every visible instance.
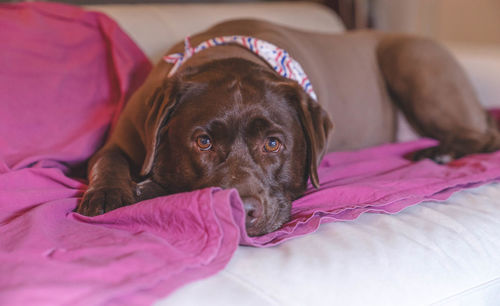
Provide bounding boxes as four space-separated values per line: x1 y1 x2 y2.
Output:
377 35 500 162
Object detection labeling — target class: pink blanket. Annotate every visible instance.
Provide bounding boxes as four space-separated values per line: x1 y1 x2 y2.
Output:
2 3 500 305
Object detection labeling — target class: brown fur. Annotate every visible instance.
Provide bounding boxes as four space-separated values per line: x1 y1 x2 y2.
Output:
76 19 500 236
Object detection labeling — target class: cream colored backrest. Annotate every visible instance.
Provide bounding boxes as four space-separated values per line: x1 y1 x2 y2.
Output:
86 2 345 62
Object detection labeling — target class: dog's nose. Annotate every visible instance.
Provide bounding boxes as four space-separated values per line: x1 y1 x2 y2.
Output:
241 197 263 226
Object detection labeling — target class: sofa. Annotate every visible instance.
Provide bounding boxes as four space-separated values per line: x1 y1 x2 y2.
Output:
81 3 500 305
1 2 499 305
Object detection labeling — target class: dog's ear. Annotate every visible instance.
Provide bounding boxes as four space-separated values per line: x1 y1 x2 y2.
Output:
140 78 180 177
140 66 207 178
290 84 333 188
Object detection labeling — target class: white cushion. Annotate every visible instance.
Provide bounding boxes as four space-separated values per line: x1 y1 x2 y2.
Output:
445 42 500 109
158 183 500 306
85 3 345 62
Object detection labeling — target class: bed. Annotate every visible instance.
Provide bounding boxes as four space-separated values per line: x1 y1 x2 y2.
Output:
1 2 499 305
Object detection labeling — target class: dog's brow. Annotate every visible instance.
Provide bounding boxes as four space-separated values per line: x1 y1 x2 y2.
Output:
228 79 243 104
249 117 272 130
245 116 286 137
227 78 242 90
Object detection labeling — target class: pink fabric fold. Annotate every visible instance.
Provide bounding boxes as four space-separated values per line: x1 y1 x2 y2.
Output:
2 2 500 305
243 139 500 246
0 169 243 305
0 2 151 171
3 140 500 305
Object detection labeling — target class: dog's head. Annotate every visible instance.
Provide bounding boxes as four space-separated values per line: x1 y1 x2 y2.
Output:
141 58 332 236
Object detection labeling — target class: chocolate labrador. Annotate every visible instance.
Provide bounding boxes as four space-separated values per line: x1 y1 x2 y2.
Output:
76 19 500 236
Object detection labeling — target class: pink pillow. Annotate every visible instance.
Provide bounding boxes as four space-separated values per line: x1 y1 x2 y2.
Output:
0 2 151 172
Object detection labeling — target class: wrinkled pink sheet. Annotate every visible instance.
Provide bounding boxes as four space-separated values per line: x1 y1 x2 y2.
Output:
3 2 500 306
4 142 500 305
0 2 150 171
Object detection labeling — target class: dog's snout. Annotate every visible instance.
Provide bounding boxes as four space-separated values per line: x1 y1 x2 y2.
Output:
242 197 263 226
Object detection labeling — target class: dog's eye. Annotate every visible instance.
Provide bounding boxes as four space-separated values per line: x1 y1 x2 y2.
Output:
196 135 212 151
263 137 282 153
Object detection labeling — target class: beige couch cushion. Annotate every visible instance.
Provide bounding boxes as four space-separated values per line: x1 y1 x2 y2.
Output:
86 2 345 62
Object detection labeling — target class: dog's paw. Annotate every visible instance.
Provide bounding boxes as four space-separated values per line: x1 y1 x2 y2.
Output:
135 179 167 202
76 186 136 217
410 146 456 164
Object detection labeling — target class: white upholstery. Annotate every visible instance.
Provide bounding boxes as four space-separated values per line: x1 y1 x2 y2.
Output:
445 42 500 109
86 3 500 305
161 183 500 306
86 2 345 62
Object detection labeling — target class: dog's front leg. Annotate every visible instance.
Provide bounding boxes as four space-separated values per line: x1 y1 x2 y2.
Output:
76 145 137 216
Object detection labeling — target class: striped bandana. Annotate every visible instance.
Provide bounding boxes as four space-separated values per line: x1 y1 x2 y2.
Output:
164 36 318 101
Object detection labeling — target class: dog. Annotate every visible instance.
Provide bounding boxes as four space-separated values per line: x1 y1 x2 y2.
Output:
76 19 500 236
